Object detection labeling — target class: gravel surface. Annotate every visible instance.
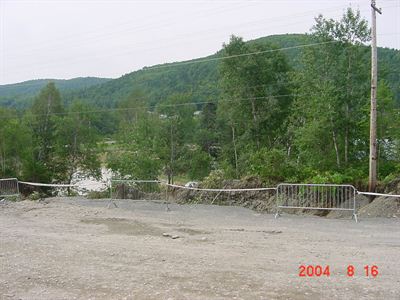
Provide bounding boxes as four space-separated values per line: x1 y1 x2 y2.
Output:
0 197 399 300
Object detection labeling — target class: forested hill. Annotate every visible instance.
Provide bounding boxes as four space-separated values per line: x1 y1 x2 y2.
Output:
63 33 400 107
65 34 313 108
0 77 111 108
1 34 399 109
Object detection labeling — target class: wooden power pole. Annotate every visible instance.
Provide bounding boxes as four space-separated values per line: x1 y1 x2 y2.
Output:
369 0 382 193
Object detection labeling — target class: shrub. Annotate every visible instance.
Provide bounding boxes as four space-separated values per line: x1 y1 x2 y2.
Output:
201 169 226 189
247 148 295 183
28 191 42 201
87 190 110 199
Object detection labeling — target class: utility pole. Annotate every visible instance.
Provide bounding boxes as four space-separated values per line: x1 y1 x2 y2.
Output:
369 0 382 193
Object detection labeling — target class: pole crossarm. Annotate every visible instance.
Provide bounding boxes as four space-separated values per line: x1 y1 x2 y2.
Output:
371 1 382 14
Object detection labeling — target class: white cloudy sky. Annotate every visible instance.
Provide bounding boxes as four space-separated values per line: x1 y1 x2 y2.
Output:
0 0 399 85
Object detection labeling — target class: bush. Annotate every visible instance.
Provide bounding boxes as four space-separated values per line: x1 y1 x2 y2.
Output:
247 148 295 184
87 190 110 199
201 169 226 189
183 147 212 180
28 191 42 201
2 195 19 202
306 171 353 184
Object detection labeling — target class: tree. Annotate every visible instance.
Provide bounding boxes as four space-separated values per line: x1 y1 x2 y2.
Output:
184 145 212 180
218 35 292 178
31 82 64 163
52 101 101 184
196 102 219 157
156 93 197 183
19 82 65 182
374 81 400 177
291 8 371 174
0 109 32 178
108 90 161 180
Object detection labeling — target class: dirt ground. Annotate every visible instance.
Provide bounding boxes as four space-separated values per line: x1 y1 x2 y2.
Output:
0 198 399 300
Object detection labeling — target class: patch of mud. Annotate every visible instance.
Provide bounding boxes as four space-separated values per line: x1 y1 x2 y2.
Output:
81 217 163 236
227 228 282 234
159 222 195 228
175 228 211 235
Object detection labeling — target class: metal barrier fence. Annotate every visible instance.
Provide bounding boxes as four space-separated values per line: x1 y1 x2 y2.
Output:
0 178 20 198
109 179 167 208
275 183 357 222
164 182 276 206
5 176 399 224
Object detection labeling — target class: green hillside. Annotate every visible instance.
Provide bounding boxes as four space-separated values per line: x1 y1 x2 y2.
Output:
0 77 111 108
66 33 400 107
64 34 311 108
64 53 220 108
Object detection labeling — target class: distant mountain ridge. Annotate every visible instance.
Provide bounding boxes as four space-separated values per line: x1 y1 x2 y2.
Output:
63 34 312 108
66 33 399 107
1 34 399 109
0 77 111 108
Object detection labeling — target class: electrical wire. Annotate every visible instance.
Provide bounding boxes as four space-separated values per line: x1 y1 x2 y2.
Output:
7 1 257 53
0 89 379 120
6 2 358 57
4 2 398 81
2 37 347 88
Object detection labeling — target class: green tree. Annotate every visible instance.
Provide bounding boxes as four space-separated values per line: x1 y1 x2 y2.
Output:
0 109 32 178
373 81 400 177
218 35 292 178
156 93 197 183
52 101 101 184
108 91 161 179
31 82 64 163
196 102 219 157
184 145 212 180
20 82 65 182
291 8 370 175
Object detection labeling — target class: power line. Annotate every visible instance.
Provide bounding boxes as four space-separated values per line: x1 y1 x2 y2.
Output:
9 1 395 58
145 40 341 70
13 5 399 75
12 39 342 79
6 2 356 57
3 33 386 105
5 3 398 80
2 39 344 86
0 93 305 120
6 2 256 54
0 88 377 120
6 2 386 73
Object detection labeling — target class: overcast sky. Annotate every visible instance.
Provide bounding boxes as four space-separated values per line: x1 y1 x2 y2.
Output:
0 0 399 85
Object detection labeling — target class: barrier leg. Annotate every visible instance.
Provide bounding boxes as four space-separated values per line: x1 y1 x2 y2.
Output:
274 207 281 219
165 185 170 212
352 213 358 223
107 199 118 209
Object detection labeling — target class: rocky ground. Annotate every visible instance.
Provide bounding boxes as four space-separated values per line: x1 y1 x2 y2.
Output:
0 198 399 300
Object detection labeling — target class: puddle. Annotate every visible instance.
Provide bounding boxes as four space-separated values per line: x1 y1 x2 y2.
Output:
81 218 163 236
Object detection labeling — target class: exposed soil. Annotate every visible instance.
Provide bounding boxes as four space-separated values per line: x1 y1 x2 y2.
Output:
358 196 400 218
1 198 399 299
